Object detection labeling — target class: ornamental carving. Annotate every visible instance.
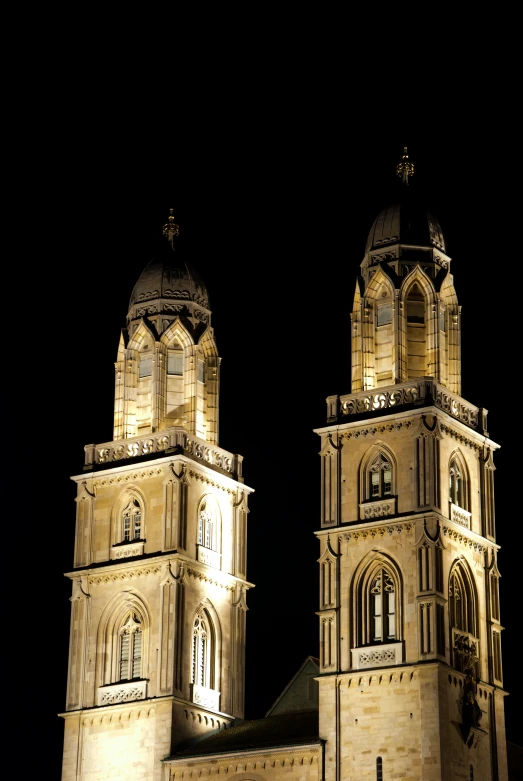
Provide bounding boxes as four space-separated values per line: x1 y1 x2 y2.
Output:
191 683 220 711
94 467 163 488
343 420 413 440
351 642 402 669
442 525 486 553
450 503 471 529
89 564 162 585
98 680 147 705
341 523 412 544
111 541 144 560
360 498 395 520
164 288 190 299
137 290 159 302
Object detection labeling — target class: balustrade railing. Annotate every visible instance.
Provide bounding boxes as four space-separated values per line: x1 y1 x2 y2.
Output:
84 428 243 480
327 378 486 432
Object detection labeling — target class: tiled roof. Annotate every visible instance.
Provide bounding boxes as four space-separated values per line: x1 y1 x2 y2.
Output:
168 709 320 759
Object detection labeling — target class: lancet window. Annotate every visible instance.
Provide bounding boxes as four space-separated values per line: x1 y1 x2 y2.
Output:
198 498 217 551
449 561 478 673
370 567 396 642
354 555 403 647
191 609 214 689
449 453 469 511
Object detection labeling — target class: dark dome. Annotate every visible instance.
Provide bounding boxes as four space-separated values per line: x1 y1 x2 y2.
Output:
128 240 209 314
365 200 446 253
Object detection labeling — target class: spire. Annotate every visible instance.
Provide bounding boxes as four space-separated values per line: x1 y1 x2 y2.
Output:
396 146 415 185
163 208 180 248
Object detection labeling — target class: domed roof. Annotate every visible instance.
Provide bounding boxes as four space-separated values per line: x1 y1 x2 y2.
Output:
128 239 209 317
365 199 446 253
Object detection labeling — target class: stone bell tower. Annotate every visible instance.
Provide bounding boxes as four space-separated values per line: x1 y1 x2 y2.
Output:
60 213 253 781
315 150 508 780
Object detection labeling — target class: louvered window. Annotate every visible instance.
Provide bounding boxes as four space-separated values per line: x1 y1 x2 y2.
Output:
371 569 396 642
119 612 142 680
192 612 209 687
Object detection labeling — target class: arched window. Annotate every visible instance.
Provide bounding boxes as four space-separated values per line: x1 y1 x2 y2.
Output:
119 611 143 680
370 567 396 642
449 560 478 673
354 554 403 648
377 756 383 781
360 447 396 511
192 608 214 689
449 452 469 511
122 498 142 541
198 497 218 551
449 460 462 507
370 453 392 498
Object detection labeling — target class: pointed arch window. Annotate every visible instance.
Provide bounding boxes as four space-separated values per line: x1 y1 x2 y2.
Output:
355 556 403 648
449 460 462 507
370 567 396 642
370 453 392 499
191 609 214 689
449 454 469 512
122 498 142 541
119 611 143 680
449 561 478 673
198 499 216 551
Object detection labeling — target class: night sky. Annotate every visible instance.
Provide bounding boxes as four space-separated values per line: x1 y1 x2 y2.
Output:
37 131 519 777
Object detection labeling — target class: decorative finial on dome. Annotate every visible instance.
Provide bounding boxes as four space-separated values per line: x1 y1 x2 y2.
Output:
396 146 415 185
163 209 180 248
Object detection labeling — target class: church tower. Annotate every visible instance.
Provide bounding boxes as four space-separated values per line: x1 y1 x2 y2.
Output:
315 151 508 780
60 214 253 781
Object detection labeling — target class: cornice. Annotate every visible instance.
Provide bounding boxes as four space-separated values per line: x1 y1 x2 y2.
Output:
65 552 255 592
72 454 254 495
315 512 500 554
165 743 321 772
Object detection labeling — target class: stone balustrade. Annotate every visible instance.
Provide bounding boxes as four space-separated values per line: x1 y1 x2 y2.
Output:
84 428 243 481
97 679 147 706
327 378 486 433
191 683 220 711
450 502 471 529
351 642 403 670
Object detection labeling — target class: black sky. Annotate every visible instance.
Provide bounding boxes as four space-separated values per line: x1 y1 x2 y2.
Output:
34 123 520 778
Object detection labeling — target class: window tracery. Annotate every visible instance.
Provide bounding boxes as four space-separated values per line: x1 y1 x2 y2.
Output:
122 497 142 541
119 611 143 680
191 608 214 689
369 453 392 498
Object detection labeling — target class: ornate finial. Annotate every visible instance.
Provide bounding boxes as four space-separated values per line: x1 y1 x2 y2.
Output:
163 208 180 247
396 146 415 185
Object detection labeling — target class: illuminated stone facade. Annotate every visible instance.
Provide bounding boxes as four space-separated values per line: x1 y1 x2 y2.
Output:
60 239 253 781
314 190 508 780
61 171 510 779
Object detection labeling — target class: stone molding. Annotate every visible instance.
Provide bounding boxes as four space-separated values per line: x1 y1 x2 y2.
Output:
342 419 414 440
351 642 403 670
340 523 413 545
97 680 147 706
442 525 487 553
94 466 164 488
166 747 320 776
